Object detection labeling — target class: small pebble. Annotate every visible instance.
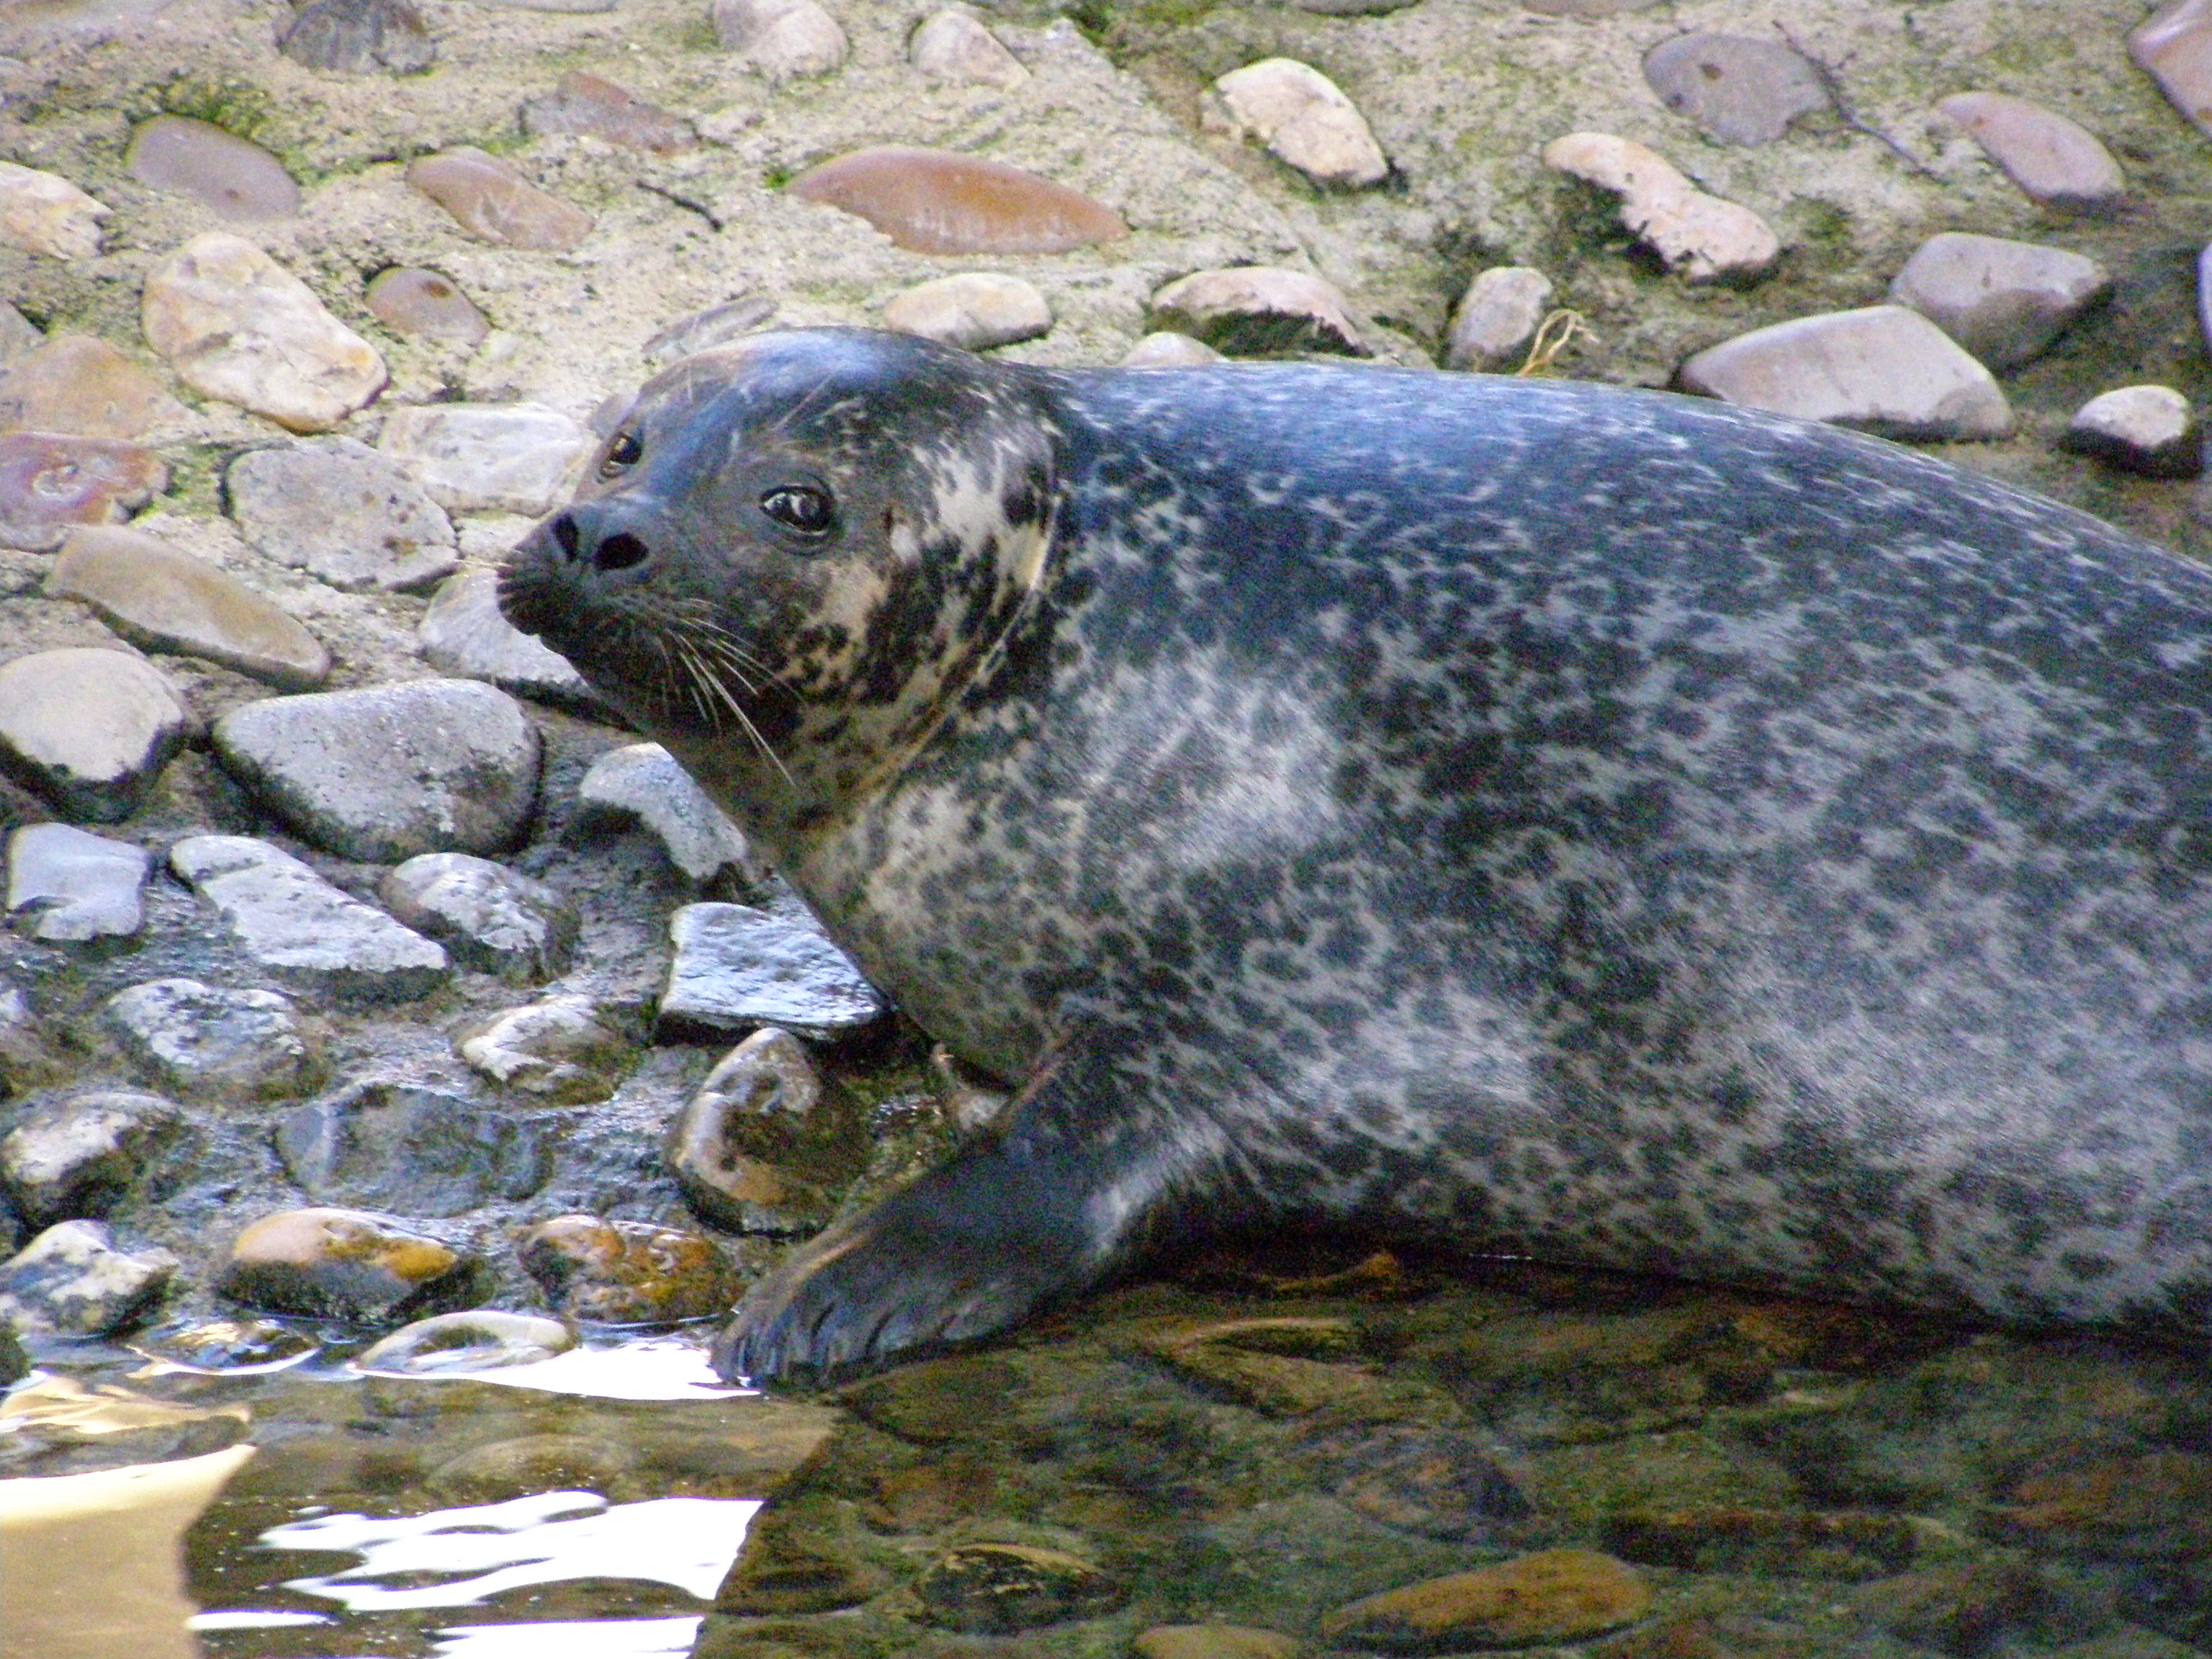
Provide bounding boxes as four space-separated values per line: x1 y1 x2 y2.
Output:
1210 58 1388 188
379 851 577 980
2061 385 2202 479
103 976 314 1101
1642 32 1830 145
714 0 848 82
578 742 764 884
516 1213 742 1324
913 1542 1126 1635
1148 266 1366 356
218 1206 485 1323
1133 1627 1300 1659
364 266 491 344
455 994 631 1102
417 566 604 711
2131 0 2212 142
0 432 167 553
274 1080 551 1213
225 435 458 592
1447 266 1555 372
376 401 592 515
0 1090 181 1226
665 1026 868 1233
356 1308 573 1374
1542 132 1779 283
521 71 698 152
125 116 300 220
0 161 109 259
660 900 889 1043
0 334 191 441
909 7 1028 91
787 146 1125 255
1887 231 2110 371
133 1317 318 1372
276 0 436 73
406 148 595 251
6 822 150 941
1321 1550 1653 1650
642 294 778 364
1937 91 2125 215
882 271 1052 351
0 647 188 823
1120 331 1223 367
0 1219 177 1336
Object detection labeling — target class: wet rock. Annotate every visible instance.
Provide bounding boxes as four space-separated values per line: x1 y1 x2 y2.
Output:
0 433 166 552
102 976 314 1101
1887 232 2109 372
0 1090 181 1226
1301 1421 1536 1544
125 116 299 220
275 1080 551 1213
1134 1628 1301 1659
0 1219 176 1335
1677 305 2013 441
406 148 594 251
882 271 1051 350
431 1434 634 1504
217 1205 486 1323
168 836 450 1004
1134 1314 1395 1415
134 1316 318 1372
141 233 387 432
456 994 630 1102
2132 0 2212 142
376 401 591 515
642 295 778 364
1321 1549 1651 1650
48 523 333 692
0 647 188 823
910 7 1028 91
1121 331 1223 367
522 71 698 152
0 334 192 441
660 900 889 1043
1642 32 1830 145
2062 385 2201 479
6 822 150 941
379 852 576 981
1601 1506 1920 1578
1447 266 1555 372
276 0 435 73
515 1213 742 1324
225 435 458 591
665 1027 868 1233
1937 91 2125 215
0 161 109 258
212 678 541 863
356 1308 572 1374
1990 1449 2212 1559
1542 132 1779 283
914 1542 1125 1634
364 266 490 344
418 567 603 711
1209 58 1388 189
714 0 848 82
787 147 1125 256
578 742 762 885
714 1491 896 1614
1148 266 1365 356
839 1354 1022 1442
1851 1564 2056 1654
927 1042 1011 1130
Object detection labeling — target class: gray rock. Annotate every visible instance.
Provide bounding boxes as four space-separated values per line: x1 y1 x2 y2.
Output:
212 678 542 863
909 7 1027 90
1936 92 2125 215
225 436 458 593
6 822 150 941
642 294 777 364
665 1026 868 1233
660 901 888 1042
0 1090 182 1226
417 567 607 716
1642 33 1830 145
928 1043 1012 1133
0 647 188 824
579 742 765 884
714 0 848 82
2061 385 2202 480
376 403 592 516
356 1309 573 1375
1148 268 1367 357
454 994 631 1102
1541 132 1780 284
1677 305 2014 441
131 1316 319 1372
217 1205 488 1323
883 273 1052 351
102 976 315 1100
2132 0 2212 143
0 302 41 362
274 1080 552 1215
0 1219 176 1335
1887 233 2110 372
1209 58 1389 189
276 0 436 73
168 837 450 1005
1446 266 1555 372
1120 332 1224 367
379 852 577 981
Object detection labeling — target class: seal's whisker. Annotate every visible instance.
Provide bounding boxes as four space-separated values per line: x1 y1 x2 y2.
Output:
678 636 794 784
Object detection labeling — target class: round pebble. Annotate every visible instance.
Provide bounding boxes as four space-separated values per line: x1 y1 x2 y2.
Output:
909 7 1027 91
881 271 1052 351
516 1214 742 1324
273 1080 551 1214
217 1207 486 1323
714 0 848 81
455 994 631 1102
405 148 595 251
0 333 191 441
364 266 491 344
660 900 889 1043
1887 232 2110 372
276 0 434 73
0 1089 181 1226
0 161 107 259
125 115 300 220
1210 58 1389 189
0 1219 178 1336
665 1026 867 1233
225 434 458 592
786 146 1125 256
1148 266 1366 356
1321 1549 1653 1649
132 1317 319 1372
577 742 764 884
1542 132 1779 284
521 71 697 153
379 851 577 981
354 1308 573 1374
1447 265 1555 372
0 647 187 823
2062 385 2202 480
1120 331 1223 367
6 822 149 941
913 1542 1126 1634
102 976 313 1101
0 433 166 552
1937 91 2125 215
1642 32 1830 145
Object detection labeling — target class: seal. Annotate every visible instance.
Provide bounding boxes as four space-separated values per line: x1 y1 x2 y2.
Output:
500 327 2212 1382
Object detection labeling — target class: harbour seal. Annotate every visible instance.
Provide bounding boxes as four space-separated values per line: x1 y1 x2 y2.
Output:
500 327 2212 1381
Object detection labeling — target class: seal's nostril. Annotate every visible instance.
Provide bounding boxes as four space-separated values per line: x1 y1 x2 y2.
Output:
550 513 580 559
595 531 651 573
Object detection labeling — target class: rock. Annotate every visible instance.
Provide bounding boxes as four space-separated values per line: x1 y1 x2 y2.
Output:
1542 132 1780 284
276 0 435 73
376 402 591 516
2067 386 2201 481
837 1354 1021 1443
787 147 1125 256
0 1219 176 1335
1120 331 1223 367
134 1316 318 1372
882 271 1051 351
1321 1550 1652 1650
1850 1564 2055 1653
1148 267 1366 356
1134 1315 1394 1415
1937 91 2125 215
211 678 541 863
406 148 595 251
521 71 698 153
217 1206 486 1323
274 1080 552 1213
1522 0 1662 12
1642 32 1830 145
364 266 490 345
1992 1449 2212 1559
714 0 848 81
0 335 192 441
927 1043 1010 1131
2132 0 2212 142
1887 232 2110 372
909 8 1028 90
0 647 188 823
6 822 150 941
48 523 333 692
356 1308 573 1374
141 234 387 433
1600 1506 1921 1577
1134 1628 1301 1659
455 994 631 1102
642 295 778 364
0 162 109 259
0 303 38 364
665 1027 868 1233
0 433 166 552
125 116 299 220
225 435 458 592
417 567 604 711
378 852 576 981
578 742 763 884
1209 58 1388 189
1678 305 2013 441
515 1214 742 1324
102 976 315 1101
1447 266 1555 372
0 1091 181 1226
913 1542 1125 1634
1304 1421 1536 1544
168 835 451 1005
713 1491 895 1614
660 901 889 1043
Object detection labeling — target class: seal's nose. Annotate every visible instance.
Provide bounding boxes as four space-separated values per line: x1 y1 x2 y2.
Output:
545 500 653 575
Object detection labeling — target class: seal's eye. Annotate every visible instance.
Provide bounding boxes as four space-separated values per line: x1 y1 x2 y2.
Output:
761 485 836 536
599 430 643 477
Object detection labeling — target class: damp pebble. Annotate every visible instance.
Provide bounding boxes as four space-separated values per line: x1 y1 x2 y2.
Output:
2131 0 2212 142
1887 232 2110 372
1120 331 1222 367
135 1317 318 1372
0 647 187 823
914 1542 1126 1635
1148 266 1366 356
125 116 300 221
356 1308 573 1374
1308 1421 1536 1542
714 0 849 81
1641 32 1830 145
225 435 458 591
909 7 1028 90
1937 92 2124 215
579 742 765 885
882 271 1051 350
140 233 387 433
274 1081 551 1213
406 148 595 251
2061 385 2202 479
168 835 451 1004
522 72 697 152
212 678 541 863
379 852 577 981
0 334 190 441
6 822 150 941
787 146 1125 256
660 901 889 1042
1133 1628 1300 1659
1542 132 1779 283
0 432 166 553
1678 305 2013 441
417 566 603 711
0 161 109 259
455 994 631 1102
276 0 435 73
516 1213 742 1324
0 1090 181 1226
218 1206 485 1323
643 295 778 363
0 1219 177 1336
665 1026 867 1233
1210 58 1388 189
1321 1549 1653 1649
48 523 333 691
1447 266 1555 372
364 266 490 345
103 976 314 1101
377 401 592 515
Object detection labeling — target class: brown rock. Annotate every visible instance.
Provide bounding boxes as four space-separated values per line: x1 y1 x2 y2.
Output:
515 1213 742 1324
407 148 595 251
217 1206 485 1323
0 336 191 441
1602 1506 1920 1578
2133 0 2212 140
1321 1550 1652 1649
0 161 109 259
913 1542 1125 1634
0 432 166 552
521 71 697 153
665 1027 868 1234
786 146 1125 255
125 116 300 220
1134 1625 1303 1659
1991 1449 2212 1557
1937 91 2125 214
365 266 490 345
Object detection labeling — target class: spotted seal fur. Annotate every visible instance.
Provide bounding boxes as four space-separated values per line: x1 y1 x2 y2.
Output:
500 327 2212 1381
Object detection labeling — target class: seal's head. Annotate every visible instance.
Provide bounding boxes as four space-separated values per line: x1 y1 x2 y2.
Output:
500 328 1060 845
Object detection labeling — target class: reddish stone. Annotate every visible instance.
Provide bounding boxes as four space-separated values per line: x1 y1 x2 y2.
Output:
786 146 1125 255
0 432 166 552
